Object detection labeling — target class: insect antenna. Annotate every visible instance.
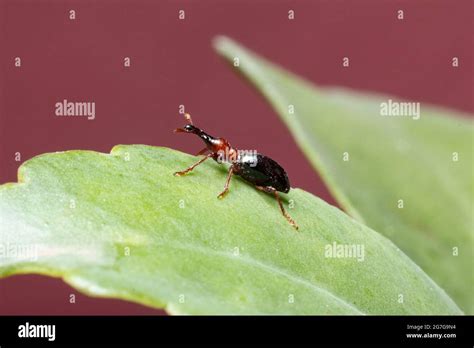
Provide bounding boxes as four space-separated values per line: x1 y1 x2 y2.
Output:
184 113 193 125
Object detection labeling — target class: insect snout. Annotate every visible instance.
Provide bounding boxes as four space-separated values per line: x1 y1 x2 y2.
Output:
184 124 195 132
174 124 197 134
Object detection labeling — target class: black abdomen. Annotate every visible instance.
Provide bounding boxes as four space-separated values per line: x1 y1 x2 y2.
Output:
233 153 290 193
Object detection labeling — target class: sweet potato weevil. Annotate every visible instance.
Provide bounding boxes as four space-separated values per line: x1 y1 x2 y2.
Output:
174 113 298 230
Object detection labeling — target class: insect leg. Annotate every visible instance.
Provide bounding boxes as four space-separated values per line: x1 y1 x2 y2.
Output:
255 186 299 230
174 153 213 176
195 148 209 156
217 165 235 199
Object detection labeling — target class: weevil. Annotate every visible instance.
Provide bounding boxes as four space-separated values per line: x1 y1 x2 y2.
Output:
174 113 298 230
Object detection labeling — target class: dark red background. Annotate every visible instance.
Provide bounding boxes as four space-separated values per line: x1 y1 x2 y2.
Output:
0 0 472 315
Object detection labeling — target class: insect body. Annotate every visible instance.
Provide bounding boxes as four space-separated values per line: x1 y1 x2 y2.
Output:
174 113 298 230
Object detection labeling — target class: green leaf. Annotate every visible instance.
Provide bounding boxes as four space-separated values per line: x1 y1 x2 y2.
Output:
0 145 461 314
214 36 474 313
